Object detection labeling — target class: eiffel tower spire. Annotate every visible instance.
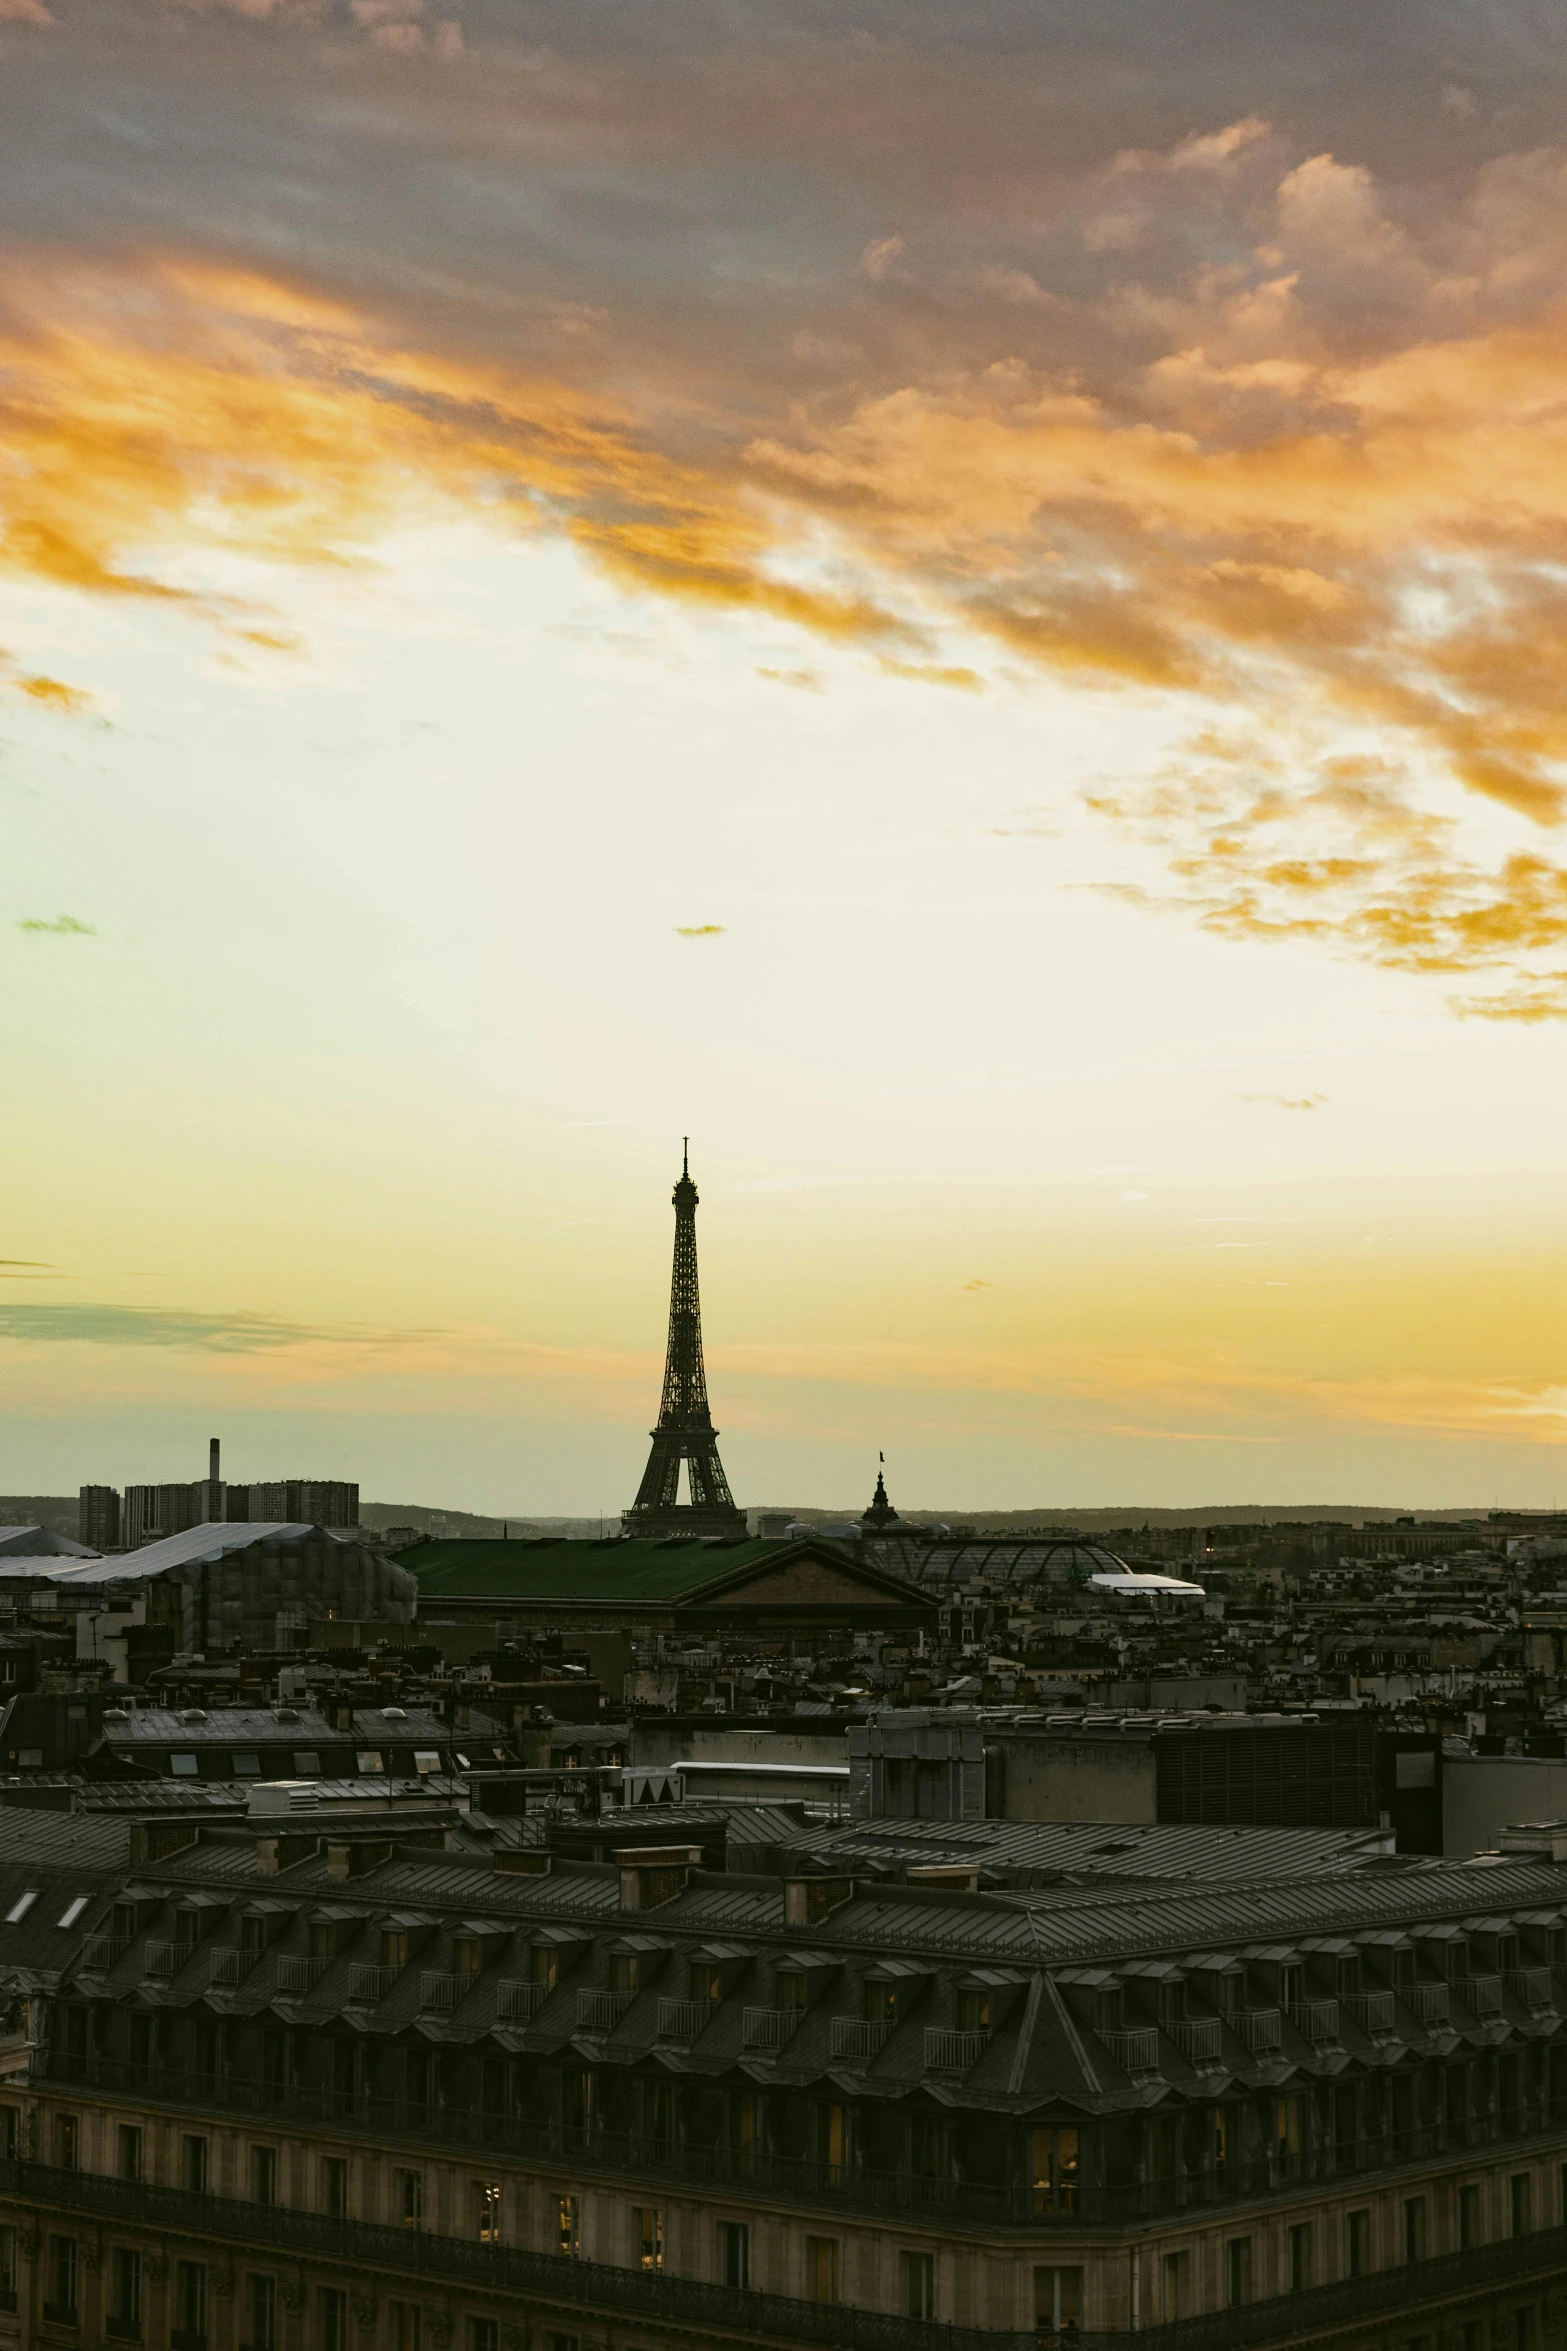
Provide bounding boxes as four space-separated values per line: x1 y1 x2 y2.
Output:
624 1144 748 1538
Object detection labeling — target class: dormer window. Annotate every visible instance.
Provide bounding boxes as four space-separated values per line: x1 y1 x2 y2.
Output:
1094 1986 1123 2036
453 1938 481 1979
957 1988 990 2035
777 1969 806 2017
381 1930 408 1971
240 1917 267 1958
865 1979 899 2027
308 1924 334 1962
1157 1981 1186 2028
174 1911 201 1952
610 1953 639 1998
530 1945 558 1991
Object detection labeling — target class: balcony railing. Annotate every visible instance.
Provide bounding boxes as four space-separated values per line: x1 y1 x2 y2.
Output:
741 2007 797 2052
1345 1990 1395 2038
1507 1967 1553 2011
208 1949 249 1989
14 2154 1567 2351
656 1998 713 2044
923 2028 989 2074
277 1956 330 1996
1168 2018 1223 2065
576 1988 633 2033
1285 2000 1340 2046
1455 1974 1504 2017
1405 1983 1449 2025
348 1964 398 2006
81 1934 130 1974
497 1979 549 2023
1236 2008 1281 2053
422 1971 480 2012
829 2018 895 2063
1099 2026 1160 2075
144 1941 187 1979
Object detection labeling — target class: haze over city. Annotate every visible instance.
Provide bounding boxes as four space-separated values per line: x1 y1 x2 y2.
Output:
8 1 1567 1512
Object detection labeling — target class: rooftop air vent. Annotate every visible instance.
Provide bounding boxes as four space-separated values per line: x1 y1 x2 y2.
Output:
381 1707 408 1720
103 1708 130 1723
274 1708 302 1723
179 1710 208 1725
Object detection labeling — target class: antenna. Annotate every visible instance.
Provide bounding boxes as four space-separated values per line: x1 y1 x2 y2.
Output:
682 1135 689 1177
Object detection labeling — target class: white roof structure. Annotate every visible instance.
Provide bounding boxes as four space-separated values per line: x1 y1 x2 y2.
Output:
1089 1570 1206 1598
0 1523 324 1589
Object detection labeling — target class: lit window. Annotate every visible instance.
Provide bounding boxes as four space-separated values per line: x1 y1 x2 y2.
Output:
357 1751 386 1776
56 1897 88 1929
414 1752 440 1775
5 1892 36 1924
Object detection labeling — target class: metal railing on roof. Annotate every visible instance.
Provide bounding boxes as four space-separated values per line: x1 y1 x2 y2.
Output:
277 1955 330 1996
496 1979 549 2023
348 1963 399 2006
829 2017 895 2063
655 1997 713 2043
741 2007 797 2052
923 2027 989 2074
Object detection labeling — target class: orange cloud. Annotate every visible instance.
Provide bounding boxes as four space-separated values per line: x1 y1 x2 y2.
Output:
17 171 1567 1014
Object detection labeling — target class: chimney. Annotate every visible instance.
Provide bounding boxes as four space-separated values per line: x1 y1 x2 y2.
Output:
614 1845 702 1911
209 1437 220 1485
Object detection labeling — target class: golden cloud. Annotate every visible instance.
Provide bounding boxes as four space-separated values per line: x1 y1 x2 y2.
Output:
13 166 1567 1012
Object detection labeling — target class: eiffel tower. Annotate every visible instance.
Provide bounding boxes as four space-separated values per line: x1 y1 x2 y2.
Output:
624 1143 748 1538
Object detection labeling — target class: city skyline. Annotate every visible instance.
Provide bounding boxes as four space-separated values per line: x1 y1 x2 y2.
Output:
9 3 1567 1508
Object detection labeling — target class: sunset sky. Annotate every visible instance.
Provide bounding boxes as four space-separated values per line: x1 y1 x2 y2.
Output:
9 0 1567 1513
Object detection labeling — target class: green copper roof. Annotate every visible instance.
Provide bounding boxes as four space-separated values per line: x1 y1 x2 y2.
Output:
402 1534 843 1602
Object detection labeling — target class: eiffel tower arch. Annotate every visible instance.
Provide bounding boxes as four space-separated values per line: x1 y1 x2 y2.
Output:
623 1145 748 1539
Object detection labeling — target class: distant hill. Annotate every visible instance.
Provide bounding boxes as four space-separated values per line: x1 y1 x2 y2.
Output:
358 1503 610 1540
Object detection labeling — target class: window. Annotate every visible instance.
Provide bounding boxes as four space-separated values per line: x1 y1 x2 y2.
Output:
175 2261 206 2345
1515 2314 1535 2351
634 2205 662 2272
47 2234 76 2322
110 2247 141 2339
1461 2184 1483 2248
232 1753 261 1777
118 2124 142 2182
957 1986 990 2035
1276 2095 1304 2177
356 1750 386 1775
474 2181 501 2244
183 2136 209 2194
1034 2266 1082 2341
250 2146 278 2207
453 1938 482 1979
1161 2253 1188 2324
246 2275 277 2351
4 1891 36 1924
1157 1979 1186 2029
294 1752 322 1777
0 2224 15 2297
170 1755 199 1777
387 2305 421 2351
56 2113 78 2170
397 2170 423 2228
777 1968 807 2017
543 2338 578 2351
530 1943 558 1990
610 1953 639 1999
1513 2175 1534 2237
1348 2209 1372 2277
414 1752 440 1775
556 2194 579 2258
806 2238 839 2306
309 1923 334 1961
1226 2238 1252 2308
466 2325 497 2351
1290 2224 1313 2292
319 2287 348 2351
721 2219 749 2290
901 2250 935 2321
1405 2197 1428 2264
240 1915 268 1957
1031 2126 1080 2215
381 1928 409 1971
0 2107 16 2159
56 1897 88 1929
322 2156 348 2217
175 1910 202 1952
865 1977 898 2025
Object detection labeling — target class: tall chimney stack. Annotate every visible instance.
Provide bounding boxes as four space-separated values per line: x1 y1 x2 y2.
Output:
209 1437 220 1485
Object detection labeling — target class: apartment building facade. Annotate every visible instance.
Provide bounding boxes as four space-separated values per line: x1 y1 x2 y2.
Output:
8 1826 1567 2351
